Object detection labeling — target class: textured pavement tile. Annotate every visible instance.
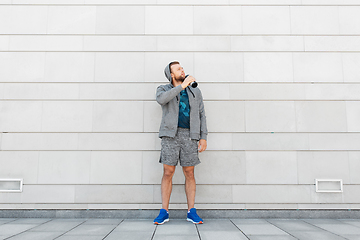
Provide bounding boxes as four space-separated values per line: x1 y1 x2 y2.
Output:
342 235 360 240
83 219 123 225
56 236 104 240
0 219 16 225
0 236 11 240
247 235 297 240
113 220 156 232
155 220 198 235
104 231 154 240
303 219 343 224
231 219 269 224
339 220 360 228
267 219 320 231
232 223 288 235
0 224 38 236
153 235 200 240
198 231 248 240
11 218 52 224
5 231 63 240
290 231 347 240
29 220 85 232
197 220 240 231
307 223 360 235
64 224 116 236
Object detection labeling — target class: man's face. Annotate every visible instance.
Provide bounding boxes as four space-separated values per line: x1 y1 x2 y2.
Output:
170 64 186 81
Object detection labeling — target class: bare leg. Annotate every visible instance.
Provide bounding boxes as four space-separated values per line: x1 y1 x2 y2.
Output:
182 166 196 211
161 164 176 211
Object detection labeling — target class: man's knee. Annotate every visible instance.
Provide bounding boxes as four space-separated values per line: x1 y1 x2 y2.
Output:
163 165 176 178
183 166 195 179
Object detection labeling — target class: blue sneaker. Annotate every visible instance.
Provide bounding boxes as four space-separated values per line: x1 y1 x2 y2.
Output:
154 209 169 225
187 208 203 224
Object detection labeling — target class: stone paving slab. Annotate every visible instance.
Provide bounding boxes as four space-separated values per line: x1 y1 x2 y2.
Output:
247 235 297 240
29 219 85 232
105 231 154 240
82 219 122 225
0 223 38 236
5 232 63 240
267 219 321 232
112 220 154 232
56 236 104 240
198 231 248 240
343 236 360 240
0 218 359 239
62 224 116 236
154 220 198 236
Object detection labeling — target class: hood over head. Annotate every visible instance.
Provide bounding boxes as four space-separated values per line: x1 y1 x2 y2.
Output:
164 62 172 82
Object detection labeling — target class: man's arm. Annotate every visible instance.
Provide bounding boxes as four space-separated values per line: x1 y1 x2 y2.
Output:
156 85 183 106
198 90 208 152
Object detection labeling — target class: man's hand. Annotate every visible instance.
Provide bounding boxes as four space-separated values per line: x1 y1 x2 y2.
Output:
198 139 207 153
181 75 195 89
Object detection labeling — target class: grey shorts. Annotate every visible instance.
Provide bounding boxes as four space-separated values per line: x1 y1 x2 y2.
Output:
159 128 200 167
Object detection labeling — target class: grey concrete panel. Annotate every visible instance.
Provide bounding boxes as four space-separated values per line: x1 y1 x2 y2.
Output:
309 223 360 235
233 223 288 235
0 219 16 225
56 236 104 240
155 220 198 235
105 231 154 240
83 219 123 225
342 235 360 240
64 224 116 236
197 220 240 232
247 236 296 240
113 220 155 232
198 231 248 240
29 220 85 232
231 219 269 224
267 219 320 232
339 220 360 228
290 231 347 240
0 224 37 236
11 219 51 224
153 235 200 240
6 232 63 240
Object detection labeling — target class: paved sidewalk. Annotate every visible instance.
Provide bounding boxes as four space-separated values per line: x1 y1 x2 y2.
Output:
1 218 360 240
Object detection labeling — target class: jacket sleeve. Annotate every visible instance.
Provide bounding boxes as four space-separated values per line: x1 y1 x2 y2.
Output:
156 85 183 106
198 89 208 141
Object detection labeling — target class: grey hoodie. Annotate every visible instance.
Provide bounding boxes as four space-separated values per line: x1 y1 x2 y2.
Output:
156 64 208 141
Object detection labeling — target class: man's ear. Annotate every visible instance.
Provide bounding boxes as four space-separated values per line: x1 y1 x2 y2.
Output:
171 73 175 80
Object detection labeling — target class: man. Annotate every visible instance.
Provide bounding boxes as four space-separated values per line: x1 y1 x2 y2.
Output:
153 61 208 225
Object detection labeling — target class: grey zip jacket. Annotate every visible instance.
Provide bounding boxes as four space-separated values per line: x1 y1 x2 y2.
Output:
156 83 208 141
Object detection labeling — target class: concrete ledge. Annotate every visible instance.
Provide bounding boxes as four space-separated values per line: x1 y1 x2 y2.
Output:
1 209 360 219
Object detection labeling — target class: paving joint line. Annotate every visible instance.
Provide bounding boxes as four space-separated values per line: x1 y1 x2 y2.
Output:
265 219 300 240
150 224 157 240
229 219 250 240
3 218 53 240
52 219 88 240
195 224 202 240
301 219 348 240
102 219 124 240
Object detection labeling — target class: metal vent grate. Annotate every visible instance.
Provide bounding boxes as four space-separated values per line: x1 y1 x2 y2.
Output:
0 179 23 192
315 179 343 193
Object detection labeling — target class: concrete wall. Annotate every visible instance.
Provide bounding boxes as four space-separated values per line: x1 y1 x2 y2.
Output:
1 0 360 210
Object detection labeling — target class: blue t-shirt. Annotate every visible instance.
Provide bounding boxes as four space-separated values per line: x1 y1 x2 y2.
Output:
178 89 190 128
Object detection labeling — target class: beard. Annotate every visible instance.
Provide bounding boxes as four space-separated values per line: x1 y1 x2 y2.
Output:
174 75 186 82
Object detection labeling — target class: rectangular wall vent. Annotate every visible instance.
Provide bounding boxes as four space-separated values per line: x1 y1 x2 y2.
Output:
315 179 343 193
0 179 23 192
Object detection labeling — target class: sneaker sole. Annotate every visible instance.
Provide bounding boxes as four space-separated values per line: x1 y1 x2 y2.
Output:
154 218 169 225
187 218 203 224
